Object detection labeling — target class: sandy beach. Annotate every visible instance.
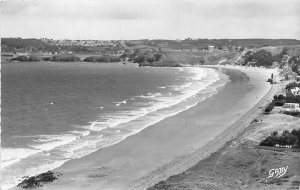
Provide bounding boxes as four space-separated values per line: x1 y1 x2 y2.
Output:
149 70 300 190
13 66 276 190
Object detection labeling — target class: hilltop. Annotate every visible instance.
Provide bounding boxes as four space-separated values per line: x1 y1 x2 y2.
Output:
1 38 300 71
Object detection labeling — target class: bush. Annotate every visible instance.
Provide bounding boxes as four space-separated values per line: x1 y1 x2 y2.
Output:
260 136 279 146
12 55 28 61
273 94 286 106
133 54 146 63
83 55 120 63
259 130 300 148
42 57 51 61
83 56 104 62
265 102 275 113
291 129 300 147
11 55 41 61
289 55 300 74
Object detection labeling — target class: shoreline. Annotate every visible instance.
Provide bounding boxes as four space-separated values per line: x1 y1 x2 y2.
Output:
148 69 300 190
129 65 277 189
11 65 274 190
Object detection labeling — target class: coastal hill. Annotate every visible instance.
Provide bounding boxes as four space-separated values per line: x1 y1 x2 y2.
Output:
2 37 300 54
2 38 300 71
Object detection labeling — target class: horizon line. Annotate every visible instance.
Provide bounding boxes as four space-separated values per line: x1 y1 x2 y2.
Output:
2 37 300 41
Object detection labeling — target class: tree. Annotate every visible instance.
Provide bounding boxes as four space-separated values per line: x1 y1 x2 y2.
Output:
243 49 275 67
289 56 300 74
291 129 300 147
260 136 278 146
279 132 297 146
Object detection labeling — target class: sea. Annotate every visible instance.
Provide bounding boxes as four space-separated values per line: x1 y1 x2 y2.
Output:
1 62 228 189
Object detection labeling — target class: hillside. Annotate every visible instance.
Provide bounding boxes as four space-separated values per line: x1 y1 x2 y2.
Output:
2 38 300 54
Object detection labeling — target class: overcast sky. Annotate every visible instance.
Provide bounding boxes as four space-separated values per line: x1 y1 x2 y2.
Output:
1 0 300 40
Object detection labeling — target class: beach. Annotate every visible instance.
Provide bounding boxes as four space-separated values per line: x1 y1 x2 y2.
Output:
18 65 276 190
150 70 300 190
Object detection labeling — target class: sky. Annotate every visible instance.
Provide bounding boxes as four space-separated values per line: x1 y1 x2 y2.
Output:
1 0 300 40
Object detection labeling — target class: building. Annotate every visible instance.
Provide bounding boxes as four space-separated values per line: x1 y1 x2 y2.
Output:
291 87 300 96
208 45 214 52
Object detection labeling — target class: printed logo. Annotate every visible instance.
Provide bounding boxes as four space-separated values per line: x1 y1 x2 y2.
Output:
267 166 288 179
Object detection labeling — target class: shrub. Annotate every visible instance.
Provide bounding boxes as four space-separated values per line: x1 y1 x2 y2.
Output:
11 55 41 61
265 102 275 113
51 54 81 62
259 130 300 148
260 136 278 146
273 94 286 106
11 55 29 61
83 56 120 63
42 57 51 61
291 129 300 147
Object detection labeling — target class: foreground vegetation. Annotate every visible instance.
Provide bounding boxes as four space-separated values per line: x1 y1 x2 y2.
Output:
260 129 300 148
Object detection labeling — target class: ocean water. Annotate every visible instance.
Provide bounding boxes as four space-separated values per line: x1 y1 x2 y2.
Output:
1 62 228 189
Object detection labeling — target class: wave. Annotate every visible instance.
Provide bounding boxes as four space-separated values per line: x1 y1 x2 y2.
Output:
115 99 127 107
69 130 90 137
136 93 162 99
1 67 229 190
1 148 40 169
30 134 80 151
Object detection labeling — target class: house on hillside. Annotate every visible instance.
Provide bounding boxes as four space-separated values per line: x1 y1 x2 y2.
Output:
291 87 300 96
208 46 214 52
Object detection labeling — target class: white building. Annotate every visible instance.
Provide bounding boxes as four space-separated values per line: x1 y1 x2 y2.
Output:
208 46 214 52
291 87 300 96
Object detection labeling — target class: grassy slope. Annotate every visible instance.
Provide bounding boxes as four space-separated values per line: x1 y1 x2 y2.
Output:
261 45 300 56
149 113 300 190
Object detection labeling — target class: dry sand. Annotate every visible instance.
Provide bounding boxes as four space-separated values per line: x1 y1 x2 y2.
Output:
149 68 300 190
14 66 277 190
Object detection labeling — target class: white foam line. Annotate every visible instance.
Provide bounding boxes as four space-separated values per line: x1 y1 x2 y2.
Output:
1 67 228 190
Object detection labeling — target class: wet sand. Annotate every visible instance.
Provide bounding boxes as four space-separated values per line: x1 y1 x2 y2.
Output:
22 66 273 190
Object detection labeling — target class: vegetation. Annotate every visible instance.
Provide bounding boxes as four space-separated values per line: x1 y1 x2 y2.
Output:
243 50 274 67
51 54 81 62
11 55 41 61
2 38 59 54
42 57 51 61
3 38 300 55
289 55 300 74
273 94 286 106
83 55 121 62
264 102 275 113
260 129 300 148
285 82 300 91
285 82 300 105
242 48 291 68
